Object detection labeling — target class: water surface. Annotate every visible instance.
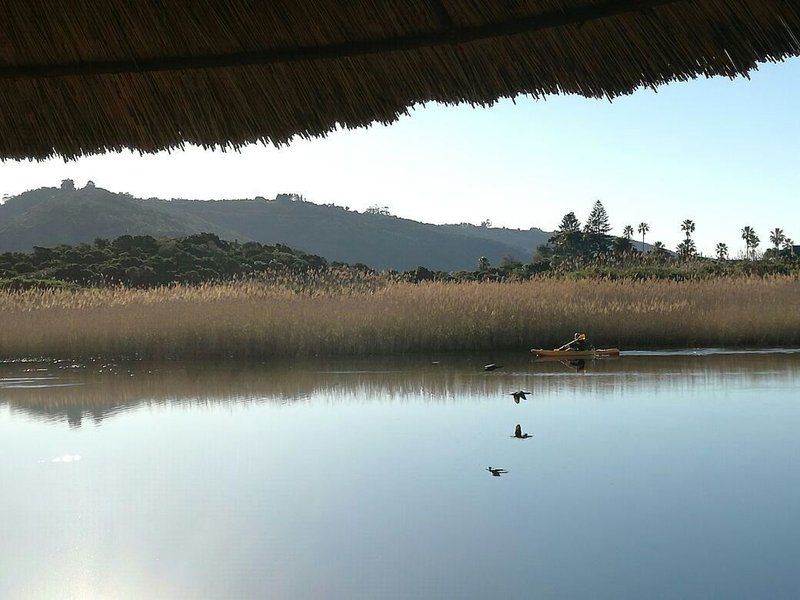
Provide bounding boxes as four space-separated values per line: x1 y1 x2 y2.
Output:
2 352 799 599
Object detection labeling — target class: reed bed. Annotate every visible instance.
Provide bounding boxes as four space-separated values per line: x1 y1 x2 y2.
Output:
1 276 798 360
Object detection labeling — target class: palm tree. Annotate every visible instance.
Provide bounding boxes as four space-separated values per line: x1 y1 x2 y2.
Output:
638 222 649 251
677 220 696 260
751 231 761 258
623 225 634 240
651 241 668 261
741 226 753 259
715 243 729 261
677 238 696 260
647 242 669 262
783 238 795 257
741 226 760 260
770 228 785 250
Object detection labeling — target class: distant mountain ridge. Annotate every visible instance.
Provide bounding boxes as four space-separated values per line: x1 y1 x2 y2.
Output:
0 185 552 271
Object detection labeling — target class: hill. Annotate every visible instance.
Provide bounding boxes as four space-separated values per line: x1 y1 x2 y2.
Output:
0 184 551 271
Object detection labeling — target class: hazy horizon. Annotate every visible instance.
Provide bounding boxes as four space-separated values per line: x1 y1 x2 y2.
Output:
1 57 798 257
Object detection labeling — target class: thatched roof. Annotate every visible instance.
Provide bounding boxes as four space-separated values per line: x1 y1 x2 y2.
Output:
1 0 798 160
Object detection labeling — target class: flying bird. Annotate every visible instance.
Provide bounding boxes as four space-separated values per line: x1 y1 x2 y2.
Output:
484 363 503 371
486 467 509 477
509 390 532 404
511 424 532 439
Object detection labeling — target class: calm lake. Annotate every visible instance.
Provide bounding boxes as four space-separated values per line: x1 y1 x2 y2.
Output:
2 351 799 599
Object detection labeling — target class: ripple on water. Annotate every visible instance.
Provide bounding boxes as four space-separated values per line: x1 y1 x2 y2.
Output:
50 454 82 463
0 377 84 389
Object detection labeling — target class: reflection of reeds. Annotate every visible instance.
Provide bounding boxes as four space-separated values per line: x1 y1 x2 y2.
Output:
0 276 799 360
3 354 799 427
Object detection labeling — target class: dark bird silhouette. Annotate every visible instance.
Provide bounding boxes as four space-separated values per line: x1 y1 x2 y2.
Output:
484 363 503 371
487 467 509 477
509 390 532 404
511 424 532 439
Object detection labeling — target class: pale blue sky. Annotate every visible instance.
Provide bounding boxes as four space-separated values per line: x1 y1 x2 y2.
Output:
1 57 798 256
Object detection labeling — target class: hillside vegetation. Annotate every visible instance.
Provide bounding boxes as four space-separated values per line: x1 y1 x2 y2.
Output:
2 230 797 292
0 183 550 271
0 233 330 290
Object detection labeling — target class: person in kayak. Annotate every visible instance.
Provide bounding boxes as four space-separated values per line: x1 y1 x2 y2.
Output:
568 333 588 351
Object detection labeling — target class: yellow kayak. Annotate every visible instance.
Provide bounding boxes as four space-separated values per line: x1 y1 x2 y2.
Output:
530 348 620 359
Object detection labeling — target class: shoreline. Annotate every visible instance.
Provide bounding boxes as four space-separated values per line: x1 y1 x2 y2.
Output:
3 346 800 366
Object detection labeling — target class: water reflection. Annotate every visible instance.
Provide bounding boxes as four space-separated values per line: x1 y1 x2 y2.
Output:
567 359 587 372
533 356 591 372
1 352 799 427
511 424 533 439
3 351 800 599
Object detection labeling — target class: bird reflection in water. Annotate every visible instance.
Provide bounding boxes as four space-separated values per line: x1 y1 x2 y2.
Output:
486 467 509 477
511 424 532 439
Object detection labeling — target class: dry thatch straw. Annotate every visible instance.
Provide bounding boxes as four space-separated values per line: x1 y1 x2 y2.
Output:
0 276 798 360
0 0 798 159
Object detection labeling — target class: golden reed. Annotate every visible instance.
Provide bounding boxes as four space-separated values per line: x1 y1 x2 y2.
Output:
1 275 798 360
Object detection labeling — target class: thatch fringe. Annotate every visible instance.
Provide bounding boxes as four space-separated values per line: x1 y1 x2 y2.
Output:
0 0 798 160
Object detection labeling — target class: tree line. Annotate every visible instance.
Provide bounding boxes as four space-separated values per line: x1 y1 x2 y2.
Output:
1 218 798 292
0 233 331 289
535 200 796 265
